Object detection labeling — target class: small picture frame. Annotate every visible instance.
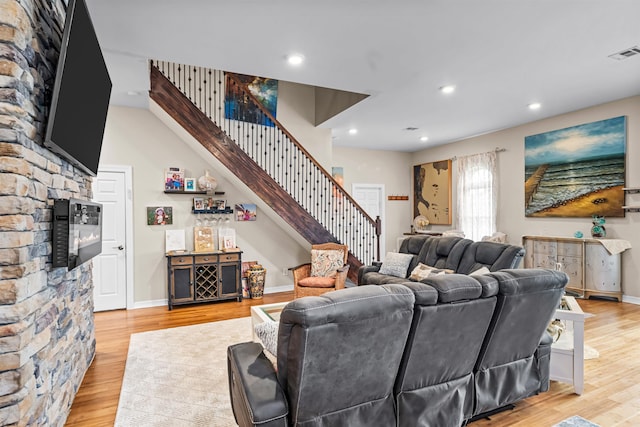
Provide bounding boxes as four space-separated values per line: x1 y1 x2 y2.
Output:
165 167 184 191
235 203 257 221
185 178 196 192
147 206 173 225
193 197 205 211
214 199 226 210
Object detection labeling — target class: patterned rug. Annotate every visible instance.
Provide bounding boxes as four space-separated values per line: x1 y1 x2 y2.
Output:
553 415 601 427
115 317 253 427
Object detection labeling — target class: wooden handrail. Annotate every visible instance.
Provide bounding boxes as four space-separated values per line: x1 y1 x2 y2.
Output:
150 60 381 264
225 73 376 226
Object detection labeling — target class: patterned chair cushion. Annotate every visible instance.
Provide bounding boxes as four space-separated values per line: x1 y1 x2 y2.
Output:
310 249 344 277
379 252 415 278
408 263 454 281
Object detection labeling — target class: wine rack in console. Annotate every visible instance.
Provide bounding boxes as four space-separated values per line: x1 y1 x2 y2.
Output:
166 251 242 309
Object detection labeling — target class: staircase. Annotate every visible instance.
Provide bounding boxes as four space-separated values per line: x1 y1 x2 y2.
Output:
149 61 380 280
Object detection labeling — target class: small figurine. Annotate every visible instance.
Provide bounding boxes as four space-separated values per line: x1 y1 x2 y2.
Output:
590 215 606 238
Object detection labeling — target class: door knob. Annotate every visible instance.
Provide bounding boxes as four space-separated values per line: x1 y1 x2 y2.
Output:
113 245 124 250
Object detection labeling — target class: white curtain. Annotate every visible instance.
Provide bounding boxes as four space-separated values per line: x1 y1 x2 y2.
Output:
456 152 497 241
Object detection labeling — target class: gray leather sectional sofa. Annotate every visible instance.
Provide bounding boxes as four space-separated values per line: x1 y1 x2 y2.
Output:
358 235 525 286
227 267 568 427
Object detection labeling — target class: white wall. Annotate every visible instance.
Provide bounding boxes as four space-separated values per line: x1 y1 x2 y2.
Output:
412 95 640 300
278 81 333 169
332 147 413 258
100 106 308 304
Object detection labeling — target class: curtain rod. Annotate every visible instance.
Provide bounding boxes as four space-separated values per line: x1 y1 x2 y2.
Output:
450 147 506 161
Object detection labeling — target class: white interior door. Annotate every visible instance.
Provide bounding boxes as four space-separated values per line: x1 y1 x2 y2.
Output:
92 169 129 311
352 183 385 258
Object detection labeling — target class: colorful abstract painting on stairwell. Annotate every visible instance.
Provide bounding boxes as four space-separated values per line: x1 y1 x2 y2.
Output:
524 116 626 218
224 73 278 127
413 160 452 225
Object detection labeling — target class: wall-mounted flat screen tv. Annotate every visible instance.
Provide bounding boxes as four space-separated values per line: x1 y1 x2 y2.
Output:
52 198 103 270
44 0 112 177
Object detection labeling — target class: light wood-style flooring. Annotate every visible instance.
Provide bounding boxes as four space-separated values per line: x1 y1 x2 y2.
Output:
66 295 640 426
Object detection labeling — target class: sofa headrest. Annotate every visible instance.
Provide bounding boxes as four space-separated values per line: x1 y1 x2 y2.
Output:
417 274 484 303
471 275 500 298
433 236 465 256
489 268 568 295
457 241 525 274
400 235 431 255
281 284 415 326
398 282 438 305
423 237 473 271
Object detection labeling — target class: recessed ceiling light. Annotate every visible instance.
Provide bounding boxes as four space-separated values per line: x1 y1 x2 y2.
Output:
287 54 304 66
528 102 542 110
420 136 429 142
440 85 456 94
348 128 358 135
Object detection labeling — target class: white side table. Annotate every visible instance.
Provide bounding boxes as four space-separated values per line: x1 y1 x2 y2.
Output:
549 296 594 395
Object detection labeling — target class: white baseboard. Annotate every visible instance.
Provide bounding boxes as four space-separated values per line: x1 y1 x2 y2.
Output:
132 299 167 309
264 284 293 294
622 295 640 305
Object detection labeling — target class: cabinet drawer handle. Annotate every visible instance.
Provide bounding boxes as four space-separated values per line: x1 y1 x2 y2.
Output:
203 257 209 261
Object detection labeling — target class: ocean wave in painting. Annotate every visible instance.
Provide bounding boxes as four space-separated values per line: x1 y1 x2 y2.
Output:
525 156 624 215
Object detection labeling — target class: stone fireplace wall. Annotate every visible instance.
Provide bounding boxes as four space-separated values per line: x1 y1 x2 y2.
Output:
0 0 96 425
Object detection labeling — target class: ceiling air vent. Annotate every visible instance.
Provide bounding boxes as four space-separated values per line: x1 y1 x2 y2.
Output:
608 46 640 60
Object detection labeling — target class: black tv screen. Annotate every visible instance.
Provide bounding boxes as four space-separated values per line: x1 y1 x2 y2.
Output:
44 0 111 177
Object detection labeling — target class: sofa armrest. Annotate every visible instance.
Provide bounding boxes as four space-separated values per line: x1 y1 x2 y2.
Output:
357 264 381 285
227 342 288 427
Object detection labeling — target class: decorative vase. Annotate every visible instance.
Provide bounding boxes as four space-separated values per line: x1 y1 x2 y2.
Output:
590 215 606 238
197 170 218 192
247 265 266 299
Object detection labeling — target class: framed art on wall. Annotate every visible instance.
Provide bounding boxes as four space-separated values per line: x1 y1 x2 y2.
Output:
413 160 452 225
524 116 626 218
164 167 184 191
235 203 257 221
185 178 196 192
147 206 173 225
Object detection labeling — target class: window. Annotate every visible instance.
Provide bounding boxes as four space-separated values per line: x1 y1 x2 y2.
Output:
456 152 497 241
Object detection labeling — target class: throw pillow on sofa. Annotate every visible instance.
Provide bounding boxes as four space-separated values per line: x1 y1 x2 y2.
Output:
310 249 344 277
470 266 491 276
254 321 278 358
409 263 454 281
379 252 415 278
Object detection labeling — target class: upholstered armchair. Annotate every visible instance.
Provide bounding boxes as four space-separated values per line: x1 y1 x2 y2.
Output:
291 243 349 298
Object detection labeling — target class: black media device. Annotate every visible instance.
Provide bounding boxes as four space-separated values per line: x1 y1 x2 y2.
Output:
44 0 112 176
52 198 103 270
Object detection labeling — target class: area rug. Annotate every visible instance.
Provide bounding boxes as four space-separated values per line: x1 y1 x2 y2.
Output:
553 415 601 427
115 317 253 427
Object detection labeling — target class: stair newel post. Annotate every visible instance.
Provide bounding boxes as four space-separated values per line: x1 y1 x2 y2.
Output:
375 215 382 262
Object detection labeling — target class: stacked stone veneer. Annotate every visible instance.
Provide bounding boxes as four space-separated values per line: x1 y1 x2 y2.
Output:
0 0 96 425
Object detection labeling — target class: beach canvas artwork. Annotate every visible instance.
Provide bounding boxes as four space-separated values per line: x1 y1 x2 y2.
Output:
524 116 626 218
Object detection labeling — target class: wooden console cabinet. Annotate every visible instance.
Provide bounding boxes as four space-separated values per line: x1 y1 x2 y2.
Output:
166 251 242 309
522 235 630 301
